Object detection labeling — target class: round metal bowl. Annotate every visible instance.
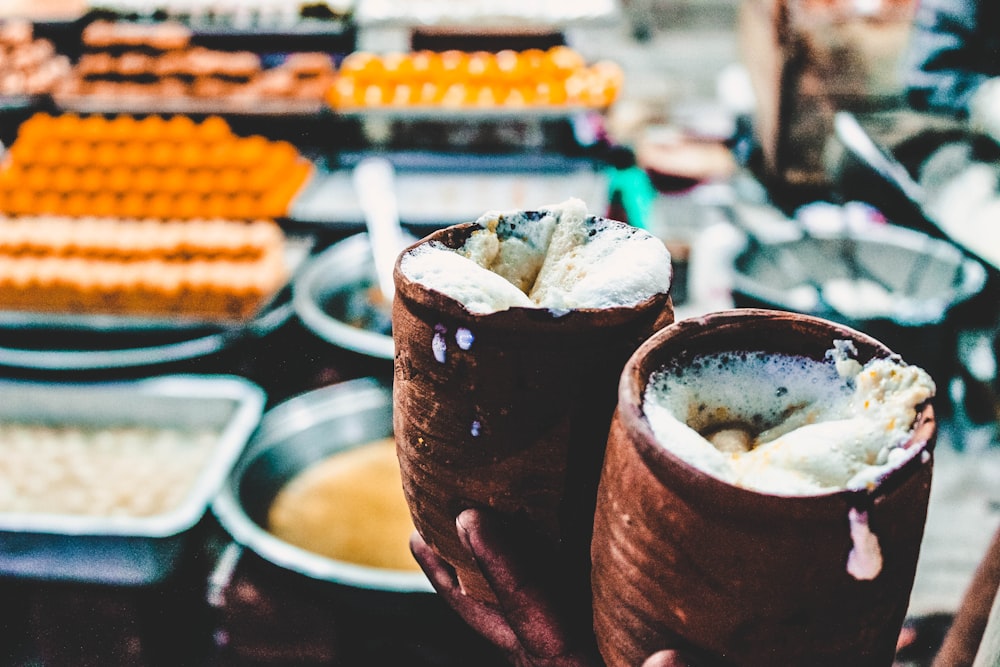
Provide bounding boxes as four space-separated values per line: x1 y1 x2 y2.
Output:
211 377 432 594
731 222 987 389
293 233 394 361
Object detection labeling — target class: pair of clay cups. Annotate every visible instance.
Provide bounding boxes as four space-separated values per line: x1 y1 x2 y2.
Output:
393 223 935 667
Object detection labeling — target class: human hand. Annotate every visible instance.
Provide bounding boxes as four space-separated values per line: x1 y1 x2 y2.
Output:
410 507 692 667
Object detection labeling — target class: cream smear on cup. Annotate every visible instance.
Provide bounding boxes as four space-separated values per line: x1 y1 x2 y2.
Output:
642 340 935 496
398 198 672 315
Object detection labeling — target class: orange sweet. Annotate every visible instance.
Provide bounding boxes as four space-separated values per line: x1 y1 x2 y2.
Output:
329 76 362 108
519 49 546 77
173 192 202 220
361 83 391 106
77 168 106 193
148 141 176 168
21 166 49 192
63 141 92 168
35 192 66 216
93 144 122 169
440 82 474 107
107 114 139 142
146 192 176 220
133 167 160 193
389 83 420 106
136 115 167 142
89 192 119 218
197 115 233 143
203 194 231 220
119 142 149 167
544 46 586 79
534 80 568 105
339 51 383 84
438 50 468 84
63 192 91 217
409 50 442 82
381 52 415 84
188 169 216 195
50 165 79 192
495 49 523 83
117 192 148 219
6 189 35 215
228 193 257 220
161 167 188 193
16 112 52 141
216 168 243 194
466 51 498 83
163 114 197 141
51 113 81 139
417 81 444 106
105 165 133 193
77 114 107 142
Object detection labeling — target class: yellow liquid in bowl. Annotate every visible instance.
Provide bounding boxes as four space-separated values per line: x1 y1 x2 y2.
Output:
266 437 420 572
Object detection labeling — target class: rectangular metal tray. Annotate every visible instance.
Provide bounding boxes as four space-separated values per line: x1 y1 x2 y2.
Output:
0 374 265 586
0 235 314 333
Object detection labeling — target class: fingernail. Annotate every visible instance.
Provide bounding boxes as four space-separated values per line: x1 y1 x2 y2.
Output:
455 511 474 553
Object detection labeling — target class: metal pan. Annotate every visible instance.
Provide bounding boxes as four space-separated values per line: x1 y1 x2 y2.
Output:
0 374 266 585
212 377 432 594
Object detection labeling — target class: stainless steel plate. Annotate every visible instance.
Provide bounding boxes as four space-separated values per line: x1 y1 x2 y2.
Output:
293 232 395 360
0 236 313 371
0 374 266 585
212 377 432 593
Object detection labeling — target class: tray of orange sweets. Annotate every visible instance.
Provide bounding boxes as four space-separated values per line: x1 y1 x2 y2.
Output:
0 214 313 332
0 112 316 328
0 112 318 369
0 219 313 371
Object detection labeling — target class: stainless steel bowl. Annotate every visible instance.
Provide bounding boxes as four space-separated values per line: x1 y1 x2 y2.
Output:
731 222 987 388
293 233 395 361
211 377 432 593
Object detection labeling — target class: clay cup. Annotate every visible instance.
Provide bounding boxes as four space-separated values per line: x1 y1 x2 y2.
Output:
591 308 937 667
392 221 674 606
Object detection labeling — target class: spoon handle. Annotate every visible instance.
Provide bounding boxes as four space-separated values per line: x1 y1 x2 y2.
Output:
353 157 404 302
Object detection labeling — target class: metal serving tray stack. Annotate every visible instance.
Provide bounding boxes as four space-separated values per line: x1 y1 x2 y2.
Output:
0 374 265 586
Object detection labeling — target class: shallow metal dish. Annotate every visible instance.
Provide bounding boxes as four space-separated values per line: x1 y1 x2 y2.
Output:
732 223 985 325
731 222 987 386
212 377 432 594
0 374 266 585
0 236 314 371
293 233 395 360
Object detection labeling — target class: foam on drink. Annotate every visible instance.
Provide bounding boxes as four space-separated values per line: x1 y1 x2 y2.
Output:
398 198 672 315
642 340 935 496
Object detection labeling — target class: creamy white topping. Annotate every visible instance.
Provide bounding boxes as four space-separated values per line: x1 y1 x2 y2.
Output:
399 198 672 314
643 341 935 496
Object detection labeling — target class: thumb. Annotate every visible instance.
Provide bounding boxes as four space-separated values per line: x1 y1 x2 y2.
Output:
642 650 691 667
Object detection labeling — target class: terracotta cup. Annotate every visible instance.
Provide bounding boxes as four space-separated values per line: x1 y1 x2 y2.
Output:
392 221 674 606
591 308 937 667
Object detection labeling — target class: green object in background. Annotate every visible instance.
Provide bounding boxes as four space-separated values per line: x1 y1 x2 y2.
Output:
606 165 657 230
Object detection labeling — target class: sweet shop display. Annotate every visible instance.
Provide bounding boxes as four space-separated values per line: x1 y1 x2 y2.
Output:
326 46 623 110
0 215 289 321
0 420 219 518
0 19 73 98
354 0 618 27
86 0 353 25
58 20 337 104
0 5 640 664
0 112 313 219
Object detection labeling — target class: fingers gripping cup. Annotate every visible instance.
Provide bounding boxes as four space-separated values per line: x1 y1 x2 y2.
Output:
591 309 937 667
392 199 674 606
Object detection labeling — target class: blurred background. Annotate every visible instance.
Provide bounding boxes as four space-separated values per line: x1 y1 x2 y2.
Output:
0 0 997 665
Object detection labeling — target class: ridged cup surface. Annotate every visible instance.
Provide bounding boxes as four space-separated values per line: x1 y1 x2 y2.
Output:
591 309 936 667
393 222 674 605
